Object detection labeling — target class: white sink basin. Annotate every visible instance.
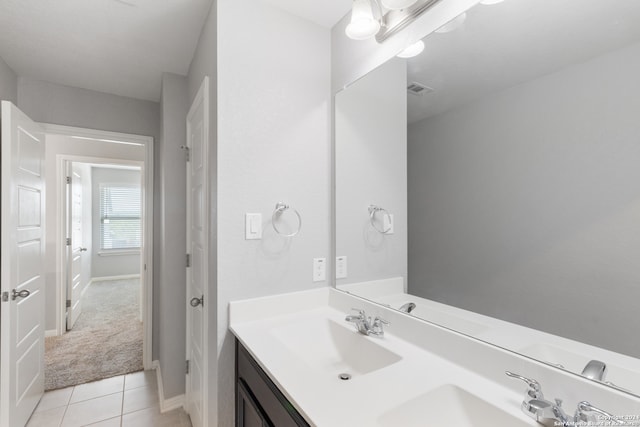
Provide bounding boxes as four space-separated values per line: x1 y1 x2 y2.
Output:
378 385 530 427
269 317 401 376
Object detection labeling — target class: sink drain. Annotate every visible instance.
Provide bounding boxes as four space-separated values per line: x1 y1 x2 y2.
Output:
338 373 352 381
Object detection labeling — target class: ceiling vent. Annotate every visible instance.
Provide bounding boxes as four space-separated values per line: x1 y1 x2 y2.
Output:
407 82 434 96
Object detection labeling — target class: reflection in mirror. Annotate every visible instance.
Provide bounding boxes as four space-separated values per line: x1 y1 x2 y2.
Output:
335 0 640 397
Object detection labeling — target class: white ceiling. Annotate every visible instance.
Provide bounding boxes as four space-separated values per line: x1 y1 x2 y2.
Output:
407 0 640 123
0 0 213 101
259 0 351 28
0 0 350 102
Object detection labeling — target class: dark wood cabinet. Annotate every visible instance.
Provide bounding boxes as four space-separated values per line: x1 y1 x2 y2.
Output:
236 340 310 427
237 379 270 427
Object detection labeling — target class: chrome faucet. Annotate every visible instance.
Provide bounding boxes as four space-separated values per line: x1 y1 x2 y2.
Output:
581 360 607 382
398 302 416 313
505 371 570 426
345 309 389 337
506 371 624 426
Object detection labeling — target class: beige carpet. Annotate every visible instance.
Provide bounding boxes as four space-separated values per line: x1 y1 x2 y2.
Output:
45 279 143 391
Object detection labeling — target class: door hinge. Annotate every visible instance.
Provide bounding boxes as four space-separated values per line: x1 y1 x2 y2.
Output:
1 292 8 302
186 360 190 375
186 253 191 268
66 238 72 246
66 176 71 184
181 145 190 162
66 299 71 308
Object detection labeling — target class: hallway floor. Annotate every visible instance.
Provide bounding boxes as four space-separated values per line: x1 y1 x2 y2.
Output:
26 370 191 427
45 279 143 390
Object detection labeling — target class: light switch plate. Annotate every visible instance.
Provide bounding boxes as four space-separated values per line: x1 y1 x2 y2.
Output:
313 258 326 282
336 256 347 279
245 213 262 240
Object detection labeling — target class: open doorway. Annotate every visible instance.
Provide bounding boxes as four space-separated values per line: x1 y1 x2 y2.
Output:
42 126 154 392
45 161 144 390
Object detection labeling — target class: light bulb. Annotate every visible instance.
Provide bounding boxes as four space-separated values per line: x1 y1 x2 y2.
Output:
345 0 380 40
397 40 425 58
381 0 419 10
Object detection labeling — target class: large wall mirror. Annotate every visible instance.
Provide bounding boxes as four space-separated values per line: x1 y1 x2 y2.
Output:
335 0 640 398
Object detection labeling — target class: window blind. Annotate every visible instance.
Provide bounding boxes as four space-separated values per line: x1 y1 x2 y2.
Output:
100 184 141 250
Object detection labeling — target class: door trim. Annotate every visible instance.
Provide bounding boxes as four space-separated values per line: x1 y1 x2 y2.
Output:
45 124 154 370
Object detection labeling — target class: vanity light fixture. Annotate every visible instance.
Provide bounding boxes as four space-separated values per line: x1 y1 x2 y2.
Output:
345 0 440 42
397 40 425 58
345 0 381 40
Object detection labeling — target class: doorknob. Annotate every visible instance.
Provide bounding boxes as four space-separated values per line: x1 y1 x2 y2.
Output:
190 295 204 307
79 247 88 252
12 289 30 300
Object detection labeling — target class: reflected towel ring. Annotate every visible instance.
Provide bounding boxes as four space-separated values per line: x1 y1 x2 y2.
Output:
272 202 302 237
368 205 391 234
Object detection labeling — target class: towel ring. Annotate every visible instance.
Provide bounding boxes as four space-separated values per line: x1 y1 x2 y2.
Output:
272 202 302 237
368 205 391 234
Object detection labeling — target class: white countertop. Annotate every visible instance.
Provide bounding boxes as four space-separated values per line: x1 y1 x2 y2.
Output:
229 288 541 427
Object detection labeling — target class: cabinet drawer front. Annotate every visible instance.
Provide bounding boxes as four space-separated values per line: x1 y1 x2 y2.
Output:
237 379 271 427
237 341 309 427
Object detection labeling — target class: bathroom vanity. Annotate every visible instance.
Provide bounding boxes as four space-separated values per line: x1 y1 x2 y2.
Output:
230 288 640 427
232 0 640 425
236 341 309 427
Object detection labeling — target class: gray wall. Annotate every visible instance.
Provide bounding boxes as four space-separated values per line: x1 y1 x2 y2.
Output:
91 167 141 278
335 58 407 286
407 41 640 358
155 72 189 399
187 0 331 424
17 77 159 140
0 55 17 104
216 2 331 425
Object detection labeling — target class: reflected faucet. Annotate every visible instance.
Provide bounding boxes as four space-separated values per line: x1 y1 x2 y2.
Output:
581 360 607 382
398 302 416 314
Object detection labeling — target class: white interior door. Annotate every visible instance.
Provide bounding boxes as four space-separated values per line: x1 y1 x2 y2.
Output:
185 77 209 427
66 162 85 330
0 101 46 427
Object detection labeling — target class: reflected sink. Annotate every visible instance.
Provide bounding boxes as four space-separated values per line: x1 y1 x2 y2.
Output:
378 385 530 427
269 318 401 376
519 343 591 371
519 343 640 393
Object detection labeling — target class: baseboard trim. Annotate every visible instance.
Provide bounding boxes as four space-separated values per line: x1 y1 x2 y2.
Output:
153 360 185 413
45 329 58 337
90 274 141 283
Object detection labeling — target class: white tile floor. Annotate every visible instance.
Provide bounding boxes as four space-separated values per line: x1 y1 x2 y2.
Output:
26 371 192 427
